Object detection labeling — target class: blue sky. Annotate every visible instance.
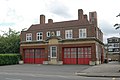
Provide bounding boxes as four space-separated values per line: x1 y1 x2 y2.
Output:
0 0 120 43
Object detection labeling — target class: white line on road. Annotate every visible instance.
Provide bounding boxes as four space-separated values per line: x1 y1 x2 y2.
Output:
5 78 22 80
112 78 116 80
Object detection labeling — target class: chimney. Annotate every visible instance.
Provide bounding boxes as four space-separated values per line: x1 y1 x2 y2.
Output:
48 19 53 24
83 14 88 21
78 9 83 20
89 11 97 26
40 15 45 24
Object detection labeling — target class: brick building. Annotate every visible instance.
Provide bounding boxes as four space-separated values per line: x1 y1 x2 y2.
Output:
20 9 104 65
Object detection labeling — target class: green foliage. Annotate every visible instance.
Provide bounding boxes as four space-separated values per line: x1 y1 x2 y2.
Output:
0 54 21 65
0 28 20 53
114 13 120 30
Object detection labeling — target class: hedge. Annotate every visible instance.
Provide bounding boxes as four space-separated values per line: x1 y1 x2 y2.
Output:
0 54 22 65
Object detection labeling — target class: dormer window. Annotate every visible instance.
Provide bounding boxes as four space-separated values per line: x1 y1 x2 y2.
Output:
26 33 32 41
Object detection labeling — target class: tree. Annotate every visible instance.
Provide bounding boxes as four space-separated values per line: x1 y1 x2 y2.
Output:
0 28 20 53
114 14 120 62
114 13 120 30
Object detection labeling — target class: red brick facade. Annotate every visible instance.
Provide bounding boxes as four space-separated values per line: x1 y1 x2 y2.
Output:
20 9 104 65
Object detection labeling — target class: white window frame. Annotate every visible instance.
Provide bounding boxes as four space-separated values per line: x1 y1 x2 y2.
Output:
79 28 87 38
37 32 43 41
56 31 60 36
47 31 50 37
65 30 73 39
115 39 119 42
26 33 32 41
108 39 112 42
108 48 113 52
50 46 57 58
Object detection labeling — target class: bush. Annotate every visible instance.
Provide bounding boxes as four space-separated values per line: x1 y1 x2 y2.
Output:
0 54 22 66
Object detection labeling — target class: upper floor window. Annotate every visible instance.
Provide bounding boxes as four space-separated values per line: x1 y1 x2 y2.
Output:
108 39 112 42
114 43 119 47
65 30 72 39
37 32 43 41
56 31 60 36
79 28 87 38
108 48 113 52
47 31 50 37
114 48 119 52
26 33 32 41
115 39 119 42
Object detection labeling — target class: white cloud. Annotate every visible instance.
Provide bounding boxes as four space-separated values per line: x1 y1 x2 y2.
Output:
0 0 120 43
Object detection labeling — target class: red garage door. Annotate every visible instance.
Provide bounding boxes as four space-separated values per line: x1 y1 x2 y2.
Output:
24 48 47 64
24 49 34 64
63 48 77 64
78 47 91 64
63 47 91 65
34 49 46 64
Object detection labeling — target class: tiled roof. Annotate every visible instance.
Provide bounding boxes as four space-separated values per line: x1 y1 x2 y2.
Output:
27 19 89 31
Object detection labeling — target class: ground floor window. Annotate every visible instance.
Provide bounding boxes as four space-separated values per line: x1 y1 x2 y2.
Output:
50 46 57 58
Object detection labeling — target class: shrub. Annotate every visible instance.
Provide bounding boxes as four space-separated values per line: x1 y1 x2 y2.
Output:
0 54 21 65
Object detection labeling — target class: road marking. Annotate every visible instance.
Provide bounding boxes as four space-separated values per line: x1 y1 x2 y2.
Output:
112 78 116 80
0 72 77 79
5 78 22 80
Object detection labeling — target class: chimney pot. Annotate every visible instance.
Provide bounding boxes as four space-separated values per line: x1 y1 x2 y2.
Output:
84 14 88 21
48 19 53 24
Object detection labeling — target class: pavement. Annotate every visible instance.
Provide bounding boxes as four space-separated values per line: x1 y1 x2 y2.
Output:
76 61 120 77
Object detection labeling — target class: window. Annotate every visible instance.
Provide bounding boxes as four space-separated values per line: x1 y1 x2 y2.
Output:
114 43 119 47
65 30 72 39
50 46 57 58
115 39 119 42
108 48 113 52
114 49 119 52
37 32 43 41
79 28 87 38
108 39 112 42
56 31 60 36
78 48 83 54
47 31 50 37
26 33 32 41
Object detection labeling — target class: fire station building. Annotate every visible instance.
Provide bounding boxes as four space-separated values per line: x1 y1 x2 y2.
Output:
20 9 104 65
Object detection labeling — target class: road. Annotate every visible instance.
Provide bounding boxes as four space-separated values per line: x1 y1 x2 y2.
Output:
0 64 119 80
0 72 119 80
